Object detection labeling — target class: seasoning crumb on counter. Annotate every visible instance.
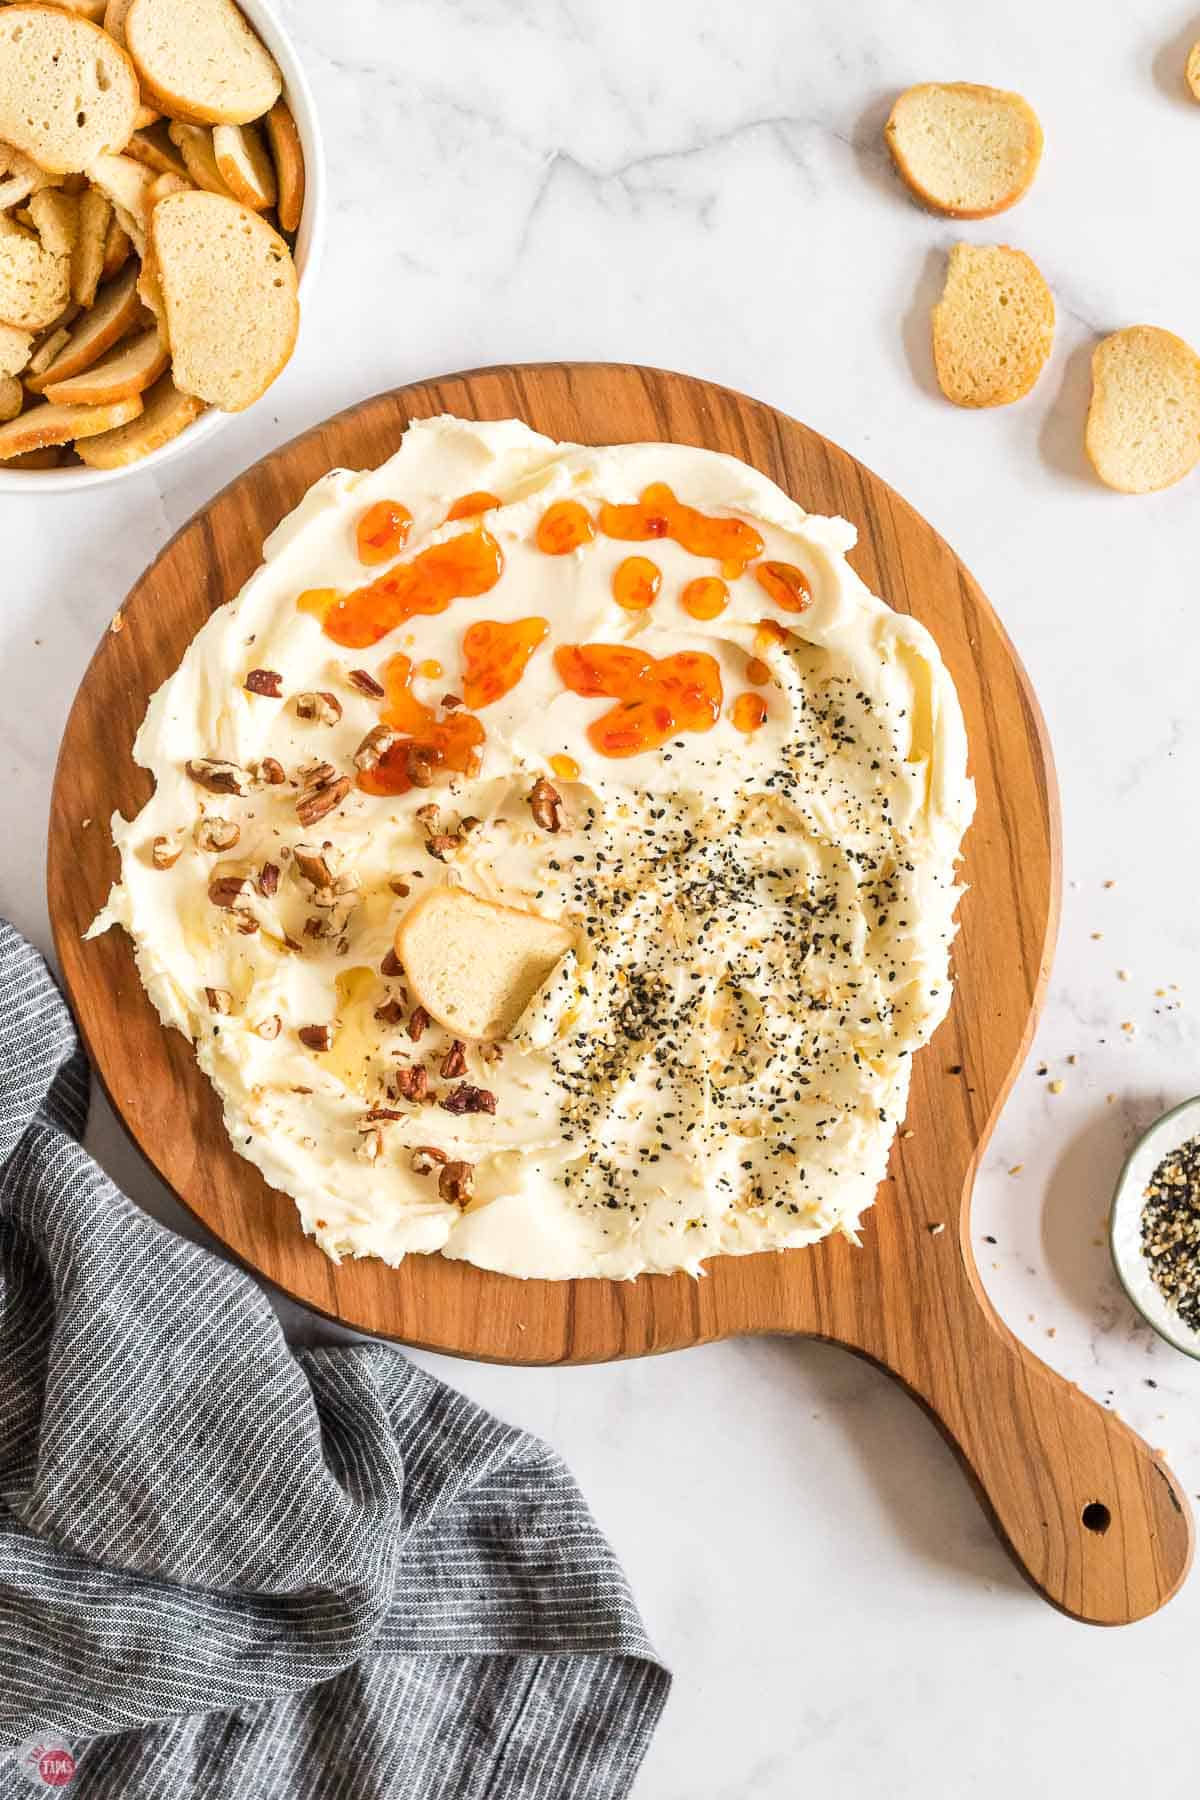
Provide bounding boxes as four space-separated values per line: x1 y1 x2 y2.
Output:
1142 1134 1200 1334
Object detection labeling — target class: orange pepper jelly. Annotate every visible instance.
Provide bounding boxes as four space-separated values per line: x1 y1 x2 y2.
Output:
598 483 764 578
536 500 595 555
461 617 550 709
355 500 412 565
755 560 812 613
314 529 504 650
612 556 661 612
356 653 485 796
680 576 728 621
446 490 501 521
731 692 768 735
554 643 722 758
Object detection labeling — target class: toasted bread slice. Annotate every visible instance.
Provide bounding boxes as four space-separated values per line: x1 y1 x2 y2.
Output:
71 187 112 305
0 6 139 174
212 121 275 210
87 153 157 233
126 0 281 125
146 169 188 204
3 442 62 466
932 243 1054 407
0 320 32 376
0 373 22 419
0 389 141 456
396 887 575 1041
40 0 107 19
43 321 165 402
885 82 1043 219
123 120 189 180
0 145 58 210
27 260 138 389
28 188 79 259
167 120 236 197
74 366 201 464
103 0 135 42
101 213 132 278
1085 326 1200 494
1188 42 1200 101
0 216 68 330
151 190 297 410
263 98 302 233
27 322 71 374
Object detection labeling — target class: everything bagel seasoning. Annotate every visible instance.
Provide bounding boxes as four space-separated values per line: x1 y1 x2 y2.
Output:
1141 1134 1200 1333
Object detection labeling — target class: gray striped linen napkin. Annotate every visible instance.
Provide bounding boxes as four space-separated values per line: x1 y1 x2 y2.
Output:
0 920 668 1798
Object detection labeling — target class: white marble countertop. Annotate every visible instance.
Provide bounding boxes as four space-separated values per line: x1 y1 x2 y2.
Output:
5 1 1200 1792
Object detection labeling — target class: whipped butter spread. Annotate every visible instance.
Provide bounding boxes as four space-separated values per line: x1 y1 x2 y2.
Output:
90 417 975 1280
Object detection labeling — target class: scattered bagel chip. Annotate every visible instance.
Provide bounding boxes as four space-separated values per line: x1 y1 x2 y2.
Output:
932 243 1055 407
43 323 167 405
0 216 70 332
396 887 576 1042
212 121 276 210
1085 325 1200 494
885 82 1043 218
126 0 282 125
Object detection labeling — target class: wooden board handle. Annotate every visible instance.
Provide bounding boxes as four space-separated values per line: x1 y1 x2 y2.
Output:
875 1255 1193 1624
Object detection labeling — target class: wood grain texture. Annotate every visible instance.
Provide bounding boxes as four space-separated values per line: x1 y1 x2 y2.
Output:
49 362 1192 1624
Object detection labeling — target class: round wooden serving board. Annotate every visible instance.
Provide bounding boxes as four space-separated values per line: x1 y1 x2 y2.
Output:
50 363 1192 1625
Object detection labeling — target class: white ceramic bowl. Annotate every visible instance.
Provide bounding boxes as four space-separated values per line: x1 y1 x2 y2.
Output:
0 0 325 494
1110 1094 1200 1360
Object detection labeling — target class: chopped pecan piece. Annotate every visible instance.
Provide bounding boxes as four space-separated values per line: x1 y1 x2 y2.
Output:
353 724 400 772
363 1107 405 1124
389 878 411 897
440 1083 497 1115
441 693 464 710
257 861 280 898
374 999 408 1027
296 772 352 828
311 871 361 911
380 948 403 978
440 1039 467 1079
205 987 233 1014
187 758 251 797
298 1023 335 1052
414 804 440 828
208 875 254 910
244 669 283 698
424 833 461 862
406 746 439 788
257 757 286 786
478 1041 503 1065
295 690 343 726
151 835 181 870
528 777 563 833
293 842 342 889
407 1004 431 1043
357 1127 383 1164
439 1160 474 1205
235 914 260 935
304 916 332 940
254 1015 282 1039
298 759 335 785
348 668 385 698
411 1145 448 1175
390 1064 429 1103
194 816 240 852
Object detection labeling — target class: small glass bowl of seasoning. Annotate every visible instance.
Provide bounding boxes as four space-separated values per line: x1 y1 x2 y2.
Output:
1110 1095 1200 1359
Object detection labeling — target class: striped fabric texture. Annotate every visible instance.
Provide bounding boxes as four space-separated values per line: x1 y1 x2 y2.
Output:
0 922 668 1797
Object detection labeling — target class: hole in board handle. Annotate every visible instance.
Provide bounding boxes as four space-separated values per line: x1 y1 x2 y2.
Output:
1081 1501 1112 1535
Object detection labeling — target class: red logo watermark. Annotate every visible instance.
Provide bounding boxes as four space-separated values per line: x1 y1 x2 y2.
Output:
16 1739 76 1788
